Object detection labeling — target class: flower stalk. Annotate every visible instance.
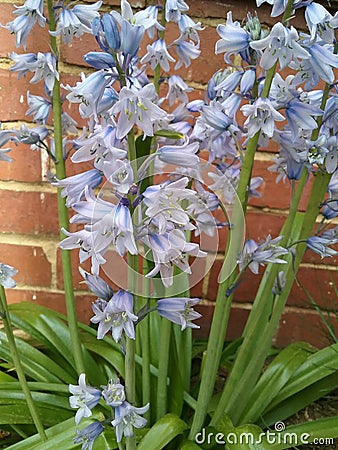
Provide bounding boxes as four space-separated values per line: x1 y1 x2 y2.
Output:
47 0 85 375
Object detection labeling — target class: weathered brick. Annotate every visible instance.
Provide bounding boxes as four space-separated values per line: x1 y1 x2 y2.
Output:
0 141 42 182
0 69 44 121
0 190 59 235
0 243 51 286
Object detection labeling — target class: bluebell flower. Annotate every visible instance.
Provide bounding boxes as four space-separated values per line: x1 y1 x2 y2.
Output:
178 14 204 44
166 75 193 106
69 374 101 425
0 148 12 162
240 69 256 96
250 23 310 70
305 2 334 43
256 0 310 17
165 0 189 23
241 98 284 138
102 158 134 194
101 379 125 407
26 92 51 124
323 96 338 135
52 169 103 207
214 70 242 97
291 42 338 89
156 141 200 167
63 70 115 119
306 235 338 258
0 263 18 288
285 98 323 139
92 14 120 52
90 289 138 342
173 38 201 69
112 401 149 442
119 19 145 58
200 101 233 133
62 112 78 136
272 271 286 295
112 84 167 139
79 268 113 301
51 1 102 44
4 0 46 49
9 52 37 78
11 124 49 147
74 422 104 450
215 12 251 63
83 51 116 70
239 235 288 274
157 297 202 330
141 39 175 72
0 130 13 162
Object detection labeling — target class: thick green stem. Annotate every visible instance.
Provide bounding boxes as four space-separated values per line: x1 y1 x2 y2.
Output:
125 336 136 450
47 0 85 375
0 286 47 441
156 318 172 420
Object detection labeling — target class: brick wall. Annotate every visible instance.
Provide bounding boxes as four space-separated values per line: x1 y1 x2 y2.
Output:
0 0 337 348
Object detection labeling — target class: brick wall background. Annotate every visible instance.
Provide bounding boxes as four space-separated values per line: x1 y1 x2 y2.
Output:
0 0 337 348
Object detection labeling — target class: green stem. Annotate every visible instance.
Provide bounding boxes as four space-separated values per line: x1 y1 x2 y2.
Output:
47 0 85 375
156 318 172 420
125 337 136 450
0 286 47 441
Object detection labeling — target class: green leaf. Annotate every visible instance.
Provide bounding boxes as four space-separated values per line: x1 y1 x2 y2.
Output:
0 331 72 383
239 342 313 423
0 402 72 427
154 130 185 140
180 442 203 449
260 371 338 427
264 343 338 414
138 414 187 450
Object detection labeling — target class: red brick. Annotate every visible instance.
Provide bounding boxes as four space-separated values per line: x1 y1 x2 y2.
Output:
275 308 336 348
0 243 51 286
194 302 334 348
249 160 313 211
0 69 44 121
0 4 50 57
0 190 59 235
0 141 42 182
289 266 338 309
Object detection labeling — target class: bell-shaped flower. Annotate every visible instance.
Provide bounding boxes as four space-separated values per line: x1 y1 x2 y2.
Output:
239 235 288 274
285 98 323 139
83 51 116 70
215 12 251 62
63 71 115 119
69 374 101 425
52 169 103 207
166 75 193 106
241 97 285 138
165 0 189 23
4 0 46 49
112 84 167 139
157 297 202 330
250 23 310 70
51 1 102 44
26 92 51 124
178 14 203 44
119 19 145 58
306 235 338 259
0 263 18 288
79 268 113 301
11 124 49 147
90 289 138 341
102 159 134 194
141 39 175 72
112 401 149 442
102 379 125 407
73 421 104 450
9 52 37 78
305 2 334 43
156 141 200 168
173 38 201 69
